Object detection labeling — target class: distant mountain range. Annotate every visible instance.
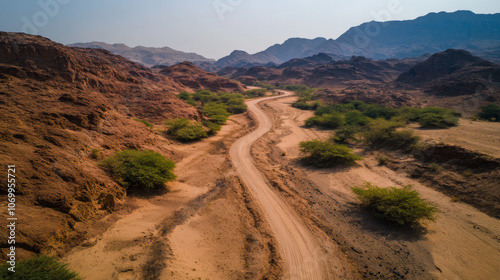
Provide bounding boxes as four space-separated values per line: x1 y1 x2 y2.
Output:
69 11 500 70
217 11 500 68
68 41 215 67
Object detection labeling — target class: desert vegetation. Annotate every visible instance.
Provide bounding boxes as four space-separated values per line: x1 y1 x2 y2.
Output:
99 150 176 192
243 88 267 98
299 140 362 167
478 103 500 122
304 101 460 130
172 90 248 141
352 183 438 225
165 118 209 142
0 256 81 280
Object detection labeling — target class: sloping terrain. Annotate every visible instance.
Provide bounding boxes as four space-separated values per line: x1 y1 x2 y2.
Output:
397 49 500 97
0 32 200 259
69 41 214 68
157 62 246 93
221 55 422 88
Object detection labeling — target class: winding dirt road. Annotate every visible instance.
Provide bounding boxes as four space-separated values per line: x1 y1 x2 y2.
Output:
230 92 327 280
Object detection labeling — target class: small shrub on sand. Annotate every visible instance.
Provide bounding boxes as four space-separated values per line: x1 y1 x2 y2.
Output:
299 140 362 167
99 150 176 192
352 183 437 225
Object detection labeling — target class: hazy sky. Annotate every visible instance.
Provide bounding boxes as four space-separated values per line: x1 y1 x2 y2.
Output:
1 0 499 59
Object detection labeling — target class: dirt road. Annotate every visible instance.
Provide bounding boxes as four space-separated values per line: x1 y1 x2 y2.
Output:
255 95 500 279
230 91 329 280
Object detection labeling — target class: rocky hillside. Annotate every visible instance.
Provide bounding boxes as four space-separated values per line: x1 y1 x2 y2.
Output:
69 41 215 68
157 62 245 93
221 54 423 87
397 49 500 97
0 32 201 259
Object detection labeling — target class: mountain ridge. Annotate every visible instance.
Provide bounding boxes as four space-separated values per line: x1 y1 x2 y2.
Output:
69 41 215 68
216 10 500 67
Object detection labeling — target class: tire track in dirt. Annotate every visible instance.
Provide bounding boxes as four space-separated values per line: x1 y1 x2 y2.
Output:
230 91 328 280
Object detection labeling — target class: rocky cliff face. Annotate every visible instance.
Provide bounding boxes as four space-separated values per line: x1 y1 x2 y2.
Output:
0 32 202 259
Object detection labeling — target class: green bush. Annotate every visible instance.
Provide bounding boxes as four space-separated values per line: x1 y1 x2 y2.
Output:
345 111 370 127
134 118 154 129
202 120 222 135
165 118 207 141
99 150 176 192
174 125 208 141
363 104 398 120
299 140 362 167
192 90 219 106
243 88 267 98
292 101 321 110
0 256 81 280
332 126 359 144
418 113 459 128
177 92 192 101
305 113 345 129
225 98 247 114
165 118 208 142
363 119 419 151
203 102 231 125
352 183 437 225
478 104 500 122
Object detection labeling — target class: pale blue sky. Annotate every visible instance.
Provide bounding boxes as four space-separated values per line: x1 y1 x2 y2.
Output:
1 0 499 59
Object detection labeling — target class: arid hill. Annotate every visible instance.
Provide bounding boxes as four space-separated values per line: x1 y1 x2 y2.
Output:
221 55 423 87
0 32 201 259
158 61 246 93
397 49 500 98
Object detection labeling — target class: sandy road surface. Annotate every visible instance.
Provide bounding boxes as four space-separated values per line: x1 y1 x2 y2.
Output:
230 91 328 280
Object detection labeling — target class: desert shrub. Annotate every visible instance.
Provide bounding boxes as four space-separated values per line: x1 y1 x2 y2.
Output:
392 107 423 123
203 102 231 125
243 88 267 98
99 150 176 192
0 256 81 280
345 111 370 127
363 119 419 151
292 101 321 110
202 120 222 135
332 126 360 144
177 92 192 100
225 98 247 114
173 125 208 141
478 104 500 122
363 104 398 120
192 90 220 106
352 183 437 225
305 113 345 129
418 113 459 128
299 140 362 167
165 118 208 142
134 118 154 129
